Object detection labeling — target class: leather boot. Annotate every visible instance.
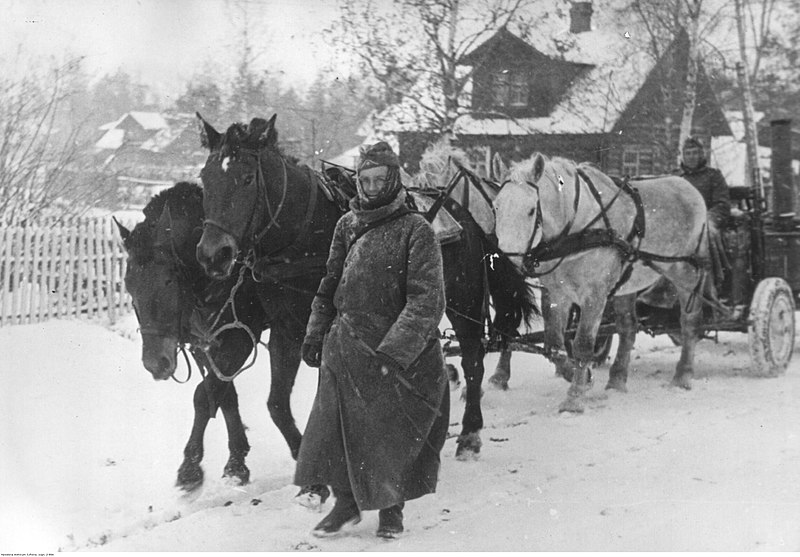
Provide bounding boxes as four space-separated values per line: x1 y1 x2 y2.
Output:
377 502 404 539
311 487 361 537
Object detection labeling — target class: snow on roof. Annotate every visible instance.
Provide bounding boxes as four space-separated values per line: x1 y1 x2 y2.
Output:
368 7 660 137
139 125 185 153
324 145 362 169
128 111 169 130
95 128 125 150
99 115 125 130
98 112 169 132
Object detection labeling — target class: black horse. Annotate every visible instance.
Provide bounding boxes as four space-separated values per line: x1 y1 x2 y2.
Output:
195 114 537 458
117 182 326 500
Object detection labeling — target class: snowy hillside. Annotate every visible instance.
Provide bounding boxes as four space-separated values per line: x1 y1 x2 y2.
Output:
1 314 799 552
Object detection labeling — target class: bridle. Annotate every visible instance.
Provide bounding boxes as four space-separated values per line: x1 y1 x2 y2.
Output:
139 205 262 384
202 146 289 260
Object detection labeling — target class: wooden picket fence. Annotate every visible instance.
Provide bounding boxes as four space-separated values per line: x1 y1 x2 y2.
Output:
0 217 133 327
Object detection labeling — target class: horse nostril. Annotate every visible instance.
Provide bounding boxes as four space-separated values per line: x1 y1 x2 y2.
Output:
217 246 234 266
159 356 172 373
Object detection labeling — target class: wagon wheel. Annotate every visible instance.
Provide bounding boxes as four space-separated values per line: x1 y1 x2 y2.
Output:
748 277 795 377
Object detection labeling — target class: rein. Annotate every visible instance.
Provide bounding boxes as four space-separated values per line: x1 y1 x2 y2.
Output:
190 264 260 383
202 147 289 255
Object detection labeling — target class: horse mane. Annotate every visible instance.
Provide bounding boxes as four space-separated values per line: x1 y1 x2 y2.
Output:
220 120 297 164
511 152 605 186
143 181 203 222
127 182 204 261
409 137 470 189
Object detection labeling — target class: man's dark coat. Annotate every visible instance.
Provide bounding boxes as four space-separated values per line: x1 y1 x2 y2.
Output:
680 160 731 227
295 190 449 511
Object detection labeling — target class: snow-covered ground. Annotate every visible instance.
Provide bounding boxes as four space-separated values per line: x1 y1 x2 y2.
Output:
2 312 800 552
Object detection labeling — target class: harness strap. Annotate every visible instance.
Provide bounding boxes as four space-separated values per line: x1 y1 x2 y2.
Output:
250 165 329 282
346 207 412 253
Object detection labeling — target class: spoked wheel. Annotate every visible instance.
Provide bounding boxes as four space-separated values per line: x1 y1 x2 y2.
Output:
748 277 795 377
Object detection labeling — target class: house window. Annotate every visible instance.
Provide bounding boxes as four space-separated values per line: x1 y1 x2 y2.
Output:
622 146 654 177
492 70 528 109
509 73 528 107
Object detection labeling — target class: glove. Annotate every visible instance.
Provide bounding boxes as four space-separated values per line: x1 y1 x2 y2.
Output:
375 351 404 380
301 341 322 368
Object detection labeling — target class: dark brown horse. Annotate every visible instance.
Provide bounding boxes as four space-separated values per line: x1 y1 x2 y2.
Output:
194 114 537 458
117 182 327 503
117 182 265 491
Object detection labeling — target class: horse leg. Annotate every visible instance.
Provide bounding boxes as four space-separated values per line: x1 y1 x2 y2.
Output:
488 345 512 390
672 281 704 390
218 381 251 485
453 322 486 459
559 301 604 413
266 327 303 459
176 380 213 491
606 294 637 392
542 292 571 381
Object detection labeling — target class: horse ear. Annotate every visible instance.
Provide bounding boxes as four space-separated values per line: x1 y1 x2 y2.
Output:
197 112 221 151
259 113 278 147
492 152 509 181
113 216 131 246
532 153 546 184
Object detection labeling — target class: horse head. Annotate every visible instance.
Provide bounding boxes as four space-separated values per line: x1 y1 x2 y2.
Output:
195 113 281 279
118 183 205 381
493 152 548 275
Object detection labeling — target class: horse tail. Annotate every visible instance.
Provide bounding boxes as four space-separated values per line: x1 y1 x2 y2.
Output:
485 245 540 343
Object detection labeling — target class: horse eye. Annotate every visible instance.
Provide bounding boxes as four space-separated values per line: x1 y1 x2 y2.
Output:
243 174 255 186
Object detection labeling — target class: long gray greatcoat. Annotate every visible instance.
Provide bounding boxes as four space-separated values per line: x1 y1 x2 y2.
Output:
294 190 449 511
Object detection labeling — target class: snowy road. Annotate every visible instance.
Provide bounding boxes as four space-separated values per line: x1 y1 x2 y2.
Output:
1 314 799 552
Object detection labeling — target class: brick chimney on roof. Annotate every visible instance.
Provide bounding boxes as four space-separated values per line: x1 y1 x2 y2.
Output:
570 2 593 33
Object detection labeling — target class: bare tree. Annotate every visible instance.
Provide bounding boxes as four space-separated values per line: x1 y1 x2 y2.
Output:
326 0 539 133
0 57 117 224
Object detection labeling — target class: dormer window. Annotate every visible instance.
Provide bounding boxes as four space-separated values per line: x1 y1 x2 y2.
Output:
491 69 528 109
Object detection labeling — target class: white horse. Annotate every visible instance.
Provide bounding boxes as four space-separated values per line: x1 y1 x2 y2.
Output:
494 152 710 413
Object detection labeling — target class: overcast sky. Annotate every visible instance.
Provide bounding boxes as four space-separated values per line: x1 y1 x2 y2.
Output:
2 0 341 99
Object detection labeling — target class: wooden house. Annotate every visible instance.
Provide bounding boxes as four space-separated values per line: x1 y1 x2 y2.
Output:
94 111 206 206
367 1 733 179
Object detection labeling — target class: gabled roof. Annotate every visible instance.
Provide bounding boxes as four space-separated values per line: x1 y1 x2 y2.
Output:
98 111 169 132
369 22 654 136
95 128 125 150
459 26 550 66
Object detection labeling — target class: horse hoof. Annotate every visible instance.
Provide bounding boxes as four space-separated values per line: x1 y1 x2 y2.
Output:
176 463 204 492
558 397 585 414
670 376 693 390
604 380 628 393
455 432 482 460
223 460 250 485
295 484 331 509
488 374 509 391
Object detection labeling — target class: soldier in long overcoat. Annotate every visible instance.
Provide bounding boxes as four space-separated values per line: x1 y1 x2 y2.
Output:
295 142 449 539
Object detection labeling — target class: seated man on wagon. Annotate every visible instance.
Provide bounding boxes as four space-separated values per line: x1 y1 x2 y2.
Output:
678 136 731 292
640 137 732 313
